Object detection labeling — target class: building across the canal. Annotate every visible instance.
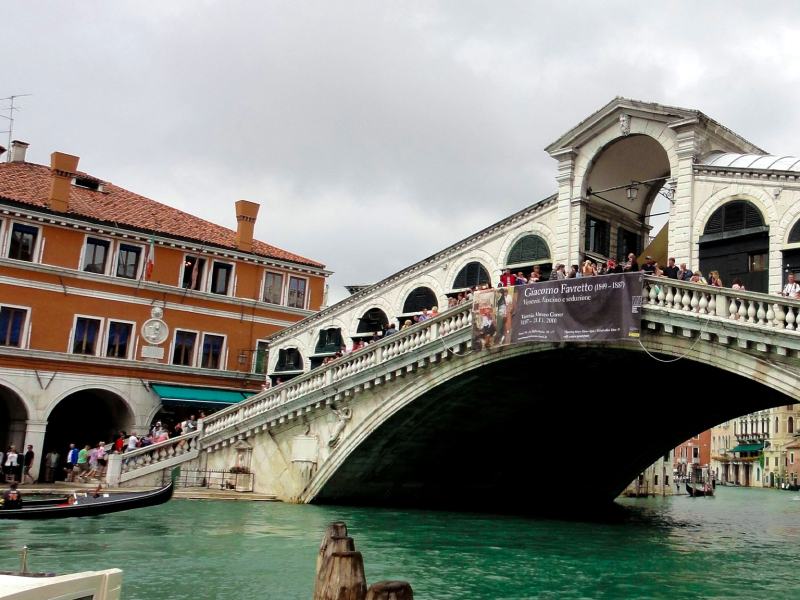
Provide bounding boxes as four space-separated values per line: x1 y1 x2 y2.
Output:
710 405 799 487
674 430 711 483
0 141 328 480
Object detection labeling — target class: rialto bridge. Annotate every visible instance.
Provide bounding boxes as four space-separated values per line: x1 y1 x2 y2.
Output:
115 98 800 509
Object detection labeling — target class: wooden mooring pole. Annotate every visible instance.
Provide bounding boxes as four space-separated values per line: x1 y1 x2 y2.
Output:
313 521 413 600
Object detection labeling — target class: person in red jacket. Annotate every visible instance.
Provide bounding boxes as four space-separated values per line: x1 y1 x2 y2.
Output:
499 268 515 287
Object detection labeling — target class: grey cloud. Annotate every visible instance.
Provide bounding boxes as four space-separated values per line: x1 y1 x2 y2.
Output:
5 1 800 303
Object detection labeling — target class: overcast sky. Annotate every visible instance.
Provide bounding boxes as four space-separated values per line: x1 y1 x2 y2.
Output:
5 1 800 304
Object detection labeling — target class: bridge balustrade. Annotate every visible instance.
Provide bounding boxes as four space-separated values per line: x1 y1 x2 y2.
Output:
200 304 473 439
106 429 202 485
643 276 800 329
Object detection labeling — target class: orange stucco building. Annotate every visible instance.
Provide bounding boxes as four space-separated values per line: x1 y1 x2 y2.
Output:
0 141 328 479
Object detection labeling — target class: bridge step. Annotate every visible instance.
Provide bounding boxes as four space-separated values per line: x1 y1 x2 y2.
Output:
174 488 278 501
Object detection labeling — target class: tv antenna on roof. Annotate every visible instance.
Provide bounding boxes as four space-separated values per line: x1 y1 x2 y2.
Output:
0 94 33 162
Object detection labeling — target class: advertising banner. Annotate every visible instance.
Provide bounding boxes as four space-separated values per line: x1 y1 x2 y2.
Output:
471 272 643 349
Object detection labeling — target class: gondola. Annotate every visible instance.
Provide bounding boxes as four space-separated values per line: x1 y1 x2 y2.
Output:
685 482 714 497
0 482 173 520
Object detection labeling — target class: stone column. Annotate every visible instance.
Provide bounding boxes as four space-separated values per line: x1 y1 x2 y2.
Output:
23 420 48 482
668 126 703 268
552 149 577 267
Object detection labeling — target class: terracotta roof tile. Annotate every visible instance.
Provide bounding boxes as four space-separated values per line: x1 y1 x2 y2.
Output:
0 161 325 269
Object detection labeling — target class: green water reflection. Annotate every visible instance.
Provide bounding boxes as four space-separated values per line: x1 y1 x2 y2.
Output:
1 487 799 599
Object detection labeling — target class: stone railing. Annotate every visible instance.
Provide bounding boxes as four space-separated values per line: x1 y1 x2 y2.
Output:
106 430 202 484
202 304 473 439
642 276 800 330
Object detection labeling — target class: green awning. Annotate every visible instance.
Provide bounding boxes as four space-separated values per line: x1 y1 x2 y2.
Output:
730 443 764 453
151 384 255 406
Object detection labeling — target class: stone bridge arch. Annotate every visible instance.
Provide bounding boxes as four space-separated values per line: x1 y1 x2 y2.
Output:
302 336 798 511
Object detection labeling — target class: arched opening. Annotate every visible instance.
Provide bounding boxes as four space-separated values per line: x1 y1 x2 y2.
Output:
272 347 304 384
699 200 768 292
401 287 438 322
505 235 552 280
782 219 800 284
584 135 671 264
314 346 793 513
353 308 389 346
42 389 134 480
452 262 490 291
0 386 28 466
310 328 344 369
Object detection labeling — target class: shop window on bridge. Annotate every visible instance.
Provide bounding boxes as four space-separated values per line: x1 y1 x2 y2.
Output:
507 235 550 265
315 328 344 354
356 308 389 337
505 235 552 280
311 328 344 369
0 306 27 348
275 347 303 372
402 287 438 314
584 216 610 257
703 201 765 235
700 200 768 293
452 262 490 290
616 228 642 262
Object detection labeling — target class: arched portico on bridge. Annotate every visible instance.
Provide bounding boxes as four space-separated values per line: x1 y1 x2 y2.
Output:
305 342 797 512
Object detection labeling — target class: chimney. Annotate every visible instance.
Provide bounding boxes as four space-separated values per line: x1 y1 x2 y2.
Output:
235 200 260 253
48 151 80 213
10 140 29 163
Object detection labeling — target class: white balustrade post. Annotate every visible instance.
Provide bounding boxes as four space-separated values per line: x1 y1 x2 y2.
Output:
106 453 123 487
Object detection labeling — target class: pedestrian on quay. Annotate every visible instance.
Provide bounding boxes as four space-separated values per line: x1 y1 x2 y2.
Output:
22 444 35 484
44 449 59 483
65 444 79 482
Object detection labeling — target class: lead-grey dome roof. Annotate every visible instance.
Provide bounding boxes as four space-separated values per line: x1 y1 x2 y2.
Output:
700 152 800 172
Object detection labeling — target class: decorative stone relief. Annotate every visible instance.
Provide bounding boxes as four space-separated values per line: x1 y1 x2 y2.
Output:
619 113 631 136
328 406 353 448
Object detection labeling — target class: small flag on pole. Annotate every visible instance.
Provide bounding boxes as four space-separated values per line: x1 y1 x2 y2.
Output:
144 235 155 280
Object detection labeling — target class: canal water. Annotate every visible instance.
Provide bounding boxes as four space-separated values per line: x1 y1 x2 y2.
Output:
2 486 799 599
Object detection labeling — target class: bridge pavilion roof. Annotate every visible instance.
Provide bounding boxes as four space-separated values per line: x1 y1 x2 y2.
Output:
698 152 800 173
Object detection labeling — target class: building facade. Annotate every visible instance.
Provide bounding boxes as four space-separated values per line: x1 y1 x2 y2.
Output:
674 430 712 483
624 450 675 497
0 142 328 479
710 406 799 487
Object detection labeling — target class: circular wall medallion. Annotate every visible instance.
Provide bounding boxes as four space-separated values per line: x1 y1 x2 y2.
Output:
141 319 169 345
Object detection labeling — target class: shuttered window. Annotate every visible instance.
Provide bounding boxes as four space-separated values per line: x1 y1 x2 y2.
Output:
453 262 490 289
402 287 438 313
507 235 550 265
703 201 764 235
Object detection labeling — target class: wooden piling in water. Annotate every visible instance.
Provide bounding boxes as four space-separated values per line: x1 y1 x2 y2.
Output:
313 521 412 600
366 581 414 600
314 551 368 600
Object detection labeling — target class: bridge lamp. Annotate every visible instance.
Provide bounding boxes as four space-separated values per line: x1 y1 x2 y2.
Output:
626 183 639 202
